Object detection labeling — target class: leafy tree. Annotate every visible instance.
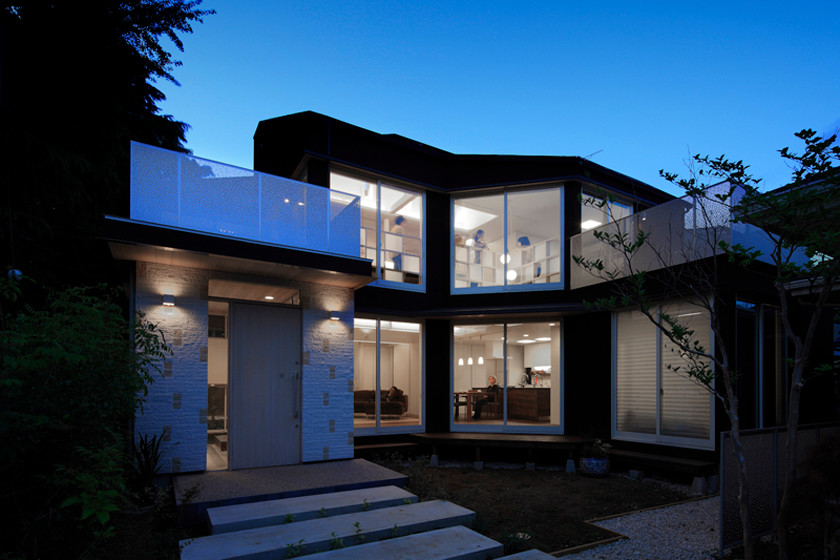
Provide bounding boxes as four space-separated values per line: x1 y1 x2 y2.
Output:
1 0 214 286
0 280 170 558
574 129 839 560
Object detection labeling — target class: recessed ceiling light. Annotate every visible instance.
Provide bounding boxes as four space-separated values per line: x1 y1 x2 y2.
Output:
581 219 602 230
517 339 536 344
264 296 275 300
535 337 551 342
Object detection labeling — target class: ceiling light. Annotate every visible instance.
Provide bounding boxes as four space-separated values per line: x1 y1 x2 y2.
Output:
264 295 275 300
517 339 536 344
499 253 511 264
535 337 551 342
581 219 602 230
506 269 517 281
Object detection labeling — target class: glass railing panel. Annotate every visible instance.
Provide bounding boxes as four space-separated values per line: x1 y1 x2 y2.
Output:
129 142 360 258
329 191 360 256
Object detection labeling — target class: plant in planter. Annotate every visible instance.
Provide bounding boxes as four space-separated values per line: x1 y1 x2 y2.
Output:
579 439 612 477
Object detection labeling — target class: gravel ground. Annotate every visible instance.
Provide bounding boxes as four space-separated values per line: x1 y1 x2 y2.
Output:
560 496 720 559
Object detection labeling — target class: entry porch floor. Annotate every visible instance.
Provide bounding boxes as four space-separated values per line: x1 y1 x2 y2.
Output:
174 458 407 526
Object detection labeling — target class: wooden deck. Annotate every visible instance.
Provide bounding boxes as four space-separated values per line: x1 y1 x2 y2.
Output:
411 433 591 469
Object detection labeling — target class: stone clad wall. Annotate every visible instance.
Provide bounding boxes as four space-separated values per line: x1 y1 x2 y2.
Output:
133 262 355 473
300 284 355 462
135 262 209 474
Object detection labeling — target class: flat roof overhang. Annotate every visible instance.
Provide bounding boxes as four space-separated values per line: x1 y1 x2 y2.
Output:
103 216 373 289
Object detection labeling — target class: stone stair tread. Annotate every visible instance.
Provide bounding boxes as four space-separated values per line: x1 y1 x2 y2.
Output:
298 525 504 559
208 485 418 534
498 549 557 559
180 499 475 560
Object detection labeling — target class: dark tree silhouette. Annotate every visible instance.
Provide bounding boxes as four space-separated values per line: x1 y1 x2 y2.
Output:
1 1 214 286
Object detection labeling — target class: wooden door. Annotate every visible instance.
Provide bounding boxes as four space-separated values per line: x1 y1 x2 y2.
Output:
228 303 301 469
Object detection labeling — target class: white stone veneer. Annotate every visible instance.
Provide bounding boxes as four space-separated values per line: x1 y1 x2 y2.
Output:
134 262 355 473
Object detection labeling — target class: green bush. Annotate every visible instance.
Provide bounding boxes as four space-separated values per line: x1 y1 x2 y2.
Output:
0 282 169 559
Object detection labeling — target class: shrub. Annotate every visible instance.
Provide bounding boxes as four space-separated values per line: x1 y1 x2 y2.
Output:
0 283 169 558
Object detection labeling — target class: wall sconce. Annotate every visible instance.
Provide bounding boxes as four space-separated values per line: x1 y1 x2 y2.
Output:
477 356 484 365
162 294 175 307
458 358 464 366
329 311 340 321
467 357 474 365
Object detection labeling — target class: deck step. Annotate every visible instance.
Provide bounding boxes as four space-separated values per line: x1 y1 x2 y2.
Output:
207 485 418 534
294 525 503 559
180 499 475 560
498 550 557 559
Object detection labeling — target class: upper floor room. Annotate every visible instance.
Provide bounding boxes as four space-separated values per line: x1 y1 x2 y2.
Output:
254 111 674 295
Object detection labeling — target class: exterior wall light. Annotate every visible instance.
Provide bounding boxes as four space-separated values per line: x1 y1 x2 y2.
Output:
330 311 340 321
163 294 175 307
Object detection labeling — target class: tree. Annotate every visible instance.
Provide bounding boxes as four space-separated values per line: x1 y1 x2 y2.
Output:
574 129 839 560
1 0 214 286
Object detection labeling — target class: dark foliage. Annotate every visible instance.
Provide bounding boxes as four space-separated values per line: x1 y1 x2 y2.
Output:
0 282 170 558
0 1 213 286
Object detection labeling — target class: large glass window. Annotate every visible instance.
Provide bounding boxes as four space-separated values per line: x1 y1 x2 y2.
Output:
453 186 563 290
331 171 424 286
453 321 562 431
614 302 713 448
581 189 632 231
353 318 423 432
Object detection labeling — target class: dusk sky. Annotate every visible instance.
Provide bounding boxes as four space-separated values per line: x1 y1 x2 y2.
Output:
157 1 839 196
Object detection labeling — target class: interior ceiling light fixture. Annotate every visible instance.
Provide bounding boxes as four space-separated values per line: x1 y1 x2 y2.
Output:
535 337 551 342
581 219 602 230
517 339 536 344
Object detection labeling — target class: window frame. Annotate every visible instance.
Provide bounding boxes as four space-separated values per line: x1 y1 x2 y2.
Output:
330 166 426 292
353 316 426 436
451 184 565 293
450 320 565 435
611 302 716 450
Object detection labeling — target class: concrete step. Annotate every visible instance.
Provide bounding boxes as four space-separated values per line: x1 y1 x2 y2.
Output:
180 499 476 560
207 485 418 534
297 525 503 559
498 550 557 559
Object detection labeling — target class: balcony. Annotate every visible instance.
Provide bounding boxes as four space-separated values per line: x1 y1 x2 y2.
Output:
570 182 777 289
129 142 360 258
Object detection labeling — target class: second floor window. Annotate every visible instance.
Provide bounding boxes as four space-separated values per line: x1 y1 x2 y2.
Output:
453 185 563 290
330 170 424 287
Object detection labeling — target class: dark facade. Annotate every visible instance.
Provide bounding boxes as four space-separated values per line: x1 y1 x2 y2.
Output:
253 111 837 463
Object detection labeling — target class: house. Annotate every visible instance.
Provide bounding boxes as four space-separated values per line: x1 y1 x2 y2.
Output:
104 111 837 474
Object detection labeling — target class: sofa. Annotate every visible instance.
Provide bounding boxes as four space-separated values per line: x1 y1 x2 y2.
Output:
354 389 407 416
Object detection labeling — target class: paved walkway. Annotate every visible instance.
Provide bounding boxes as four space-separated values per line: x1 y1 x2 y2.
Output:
174 459 407 525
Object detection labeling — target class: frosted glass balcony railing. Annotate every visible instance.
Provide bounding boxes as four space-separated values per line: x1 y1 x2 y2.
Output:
130 142 360 257
570 182 777 289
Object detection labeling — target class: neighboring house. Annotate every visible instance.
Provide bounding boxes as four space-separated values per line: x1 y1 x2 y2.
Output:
104 111 837 474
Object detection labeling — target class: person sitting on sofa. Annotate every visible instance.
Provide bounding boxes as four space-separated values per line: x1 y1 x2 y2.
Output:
385 386 403 402
472 376 499 420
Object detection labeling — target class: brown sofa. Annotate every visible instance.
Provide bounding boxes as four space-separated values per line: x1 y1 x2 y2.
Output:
354 389 407 416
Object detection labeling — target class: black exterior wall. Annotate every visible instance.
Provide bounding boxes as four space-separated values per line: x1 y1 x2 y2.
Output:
252 111 838 459
563 311 612 438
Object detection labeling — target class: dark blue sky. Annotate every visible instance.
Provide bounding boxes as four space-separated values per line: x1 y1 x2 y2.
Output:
158 1 840 195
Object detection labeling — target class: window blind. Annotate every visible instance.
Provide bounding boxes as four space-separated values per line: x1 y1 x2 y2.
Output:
615 310 657 434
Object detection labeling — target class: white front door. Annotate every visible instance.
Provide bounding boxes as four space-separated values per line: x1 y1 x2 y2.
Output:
228 302 301 469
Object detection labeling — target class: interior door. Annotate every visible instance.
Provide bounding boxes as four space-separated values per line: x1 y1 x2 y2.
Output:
228 302 301 469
